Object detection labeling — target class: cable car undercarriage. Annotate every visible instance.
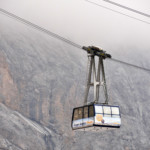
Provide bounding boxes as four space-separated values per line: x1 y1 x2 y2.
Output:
71 46 121 130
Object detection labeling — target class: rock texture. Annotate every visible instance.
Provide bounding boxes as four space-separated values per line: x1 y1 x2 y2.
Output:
0 103 57 150
0 13 150 150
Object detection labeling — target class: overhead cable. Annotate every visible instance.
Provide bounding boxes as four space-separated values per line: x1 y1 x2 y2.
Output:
85 0 150 25
109 58 150 72
103 0 150 18
0 8 150 72
0 8 82 49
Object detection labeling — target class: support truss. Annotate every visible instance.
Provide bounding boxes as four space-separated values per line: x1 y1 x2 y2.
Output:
84 53 108 105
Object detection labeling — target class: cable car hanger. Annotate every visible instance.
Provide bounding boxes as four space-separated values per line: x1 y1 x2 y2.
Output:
82 46 111 105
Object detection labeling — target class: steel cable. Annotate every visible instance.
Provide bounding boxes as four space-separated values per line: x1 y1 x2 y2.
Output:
85 0 150 25
0 8 150 72
0 8 82 49
103 0 150 18
108 58 150 72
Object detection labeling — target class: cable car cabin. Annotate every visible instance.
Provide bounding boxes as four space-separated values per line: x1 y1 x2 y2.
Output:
72 104 121 130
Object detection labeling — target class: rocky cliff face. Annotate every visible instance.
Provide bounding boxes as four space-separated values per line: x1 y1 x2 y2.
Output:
0 103 58 150
0 13 150 150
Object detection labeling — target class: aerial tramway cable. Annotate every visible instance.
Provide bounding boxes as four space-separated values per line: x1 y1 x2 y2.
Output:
109 58 150 72
0 8 150 72
102 0 150 18
85 0 150 25
0 8 82 50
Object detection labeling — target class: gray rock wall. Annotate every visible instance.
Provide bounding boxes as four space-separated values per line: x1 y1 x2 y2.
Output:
0 13 150 150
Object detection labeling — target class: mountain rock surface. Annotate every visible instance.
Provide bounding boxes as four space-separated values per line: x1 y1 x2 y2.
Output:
0 13 150 150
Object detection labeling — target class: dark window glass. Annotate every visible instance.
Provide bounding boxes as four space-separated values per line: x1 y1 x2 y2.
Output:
83 106 88 118
73 109 79 120
89 105 94 117
73 108 83 120
73 105 95 121
78 108 83 119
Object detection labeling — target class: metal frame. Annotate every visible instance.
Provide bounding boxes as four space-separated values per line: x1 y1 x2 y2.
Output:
84 53 108 105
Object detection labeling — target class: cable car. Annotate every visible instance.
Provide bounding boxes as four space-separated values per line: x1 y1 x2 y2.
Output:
72 46 121 130
72 104 121 130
